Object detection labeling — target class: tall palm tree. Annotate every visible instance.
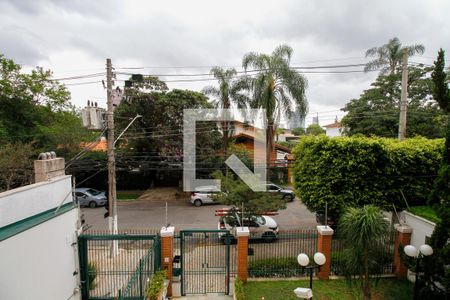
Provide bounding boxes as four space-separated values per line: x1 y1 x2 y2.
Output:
338 205 390 300
364 37 425 74
242 44 307 177
202 67 249 158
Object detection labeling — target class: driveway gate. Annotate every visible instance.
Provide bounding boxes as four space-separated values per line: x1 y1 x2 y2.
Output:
180 230 232 295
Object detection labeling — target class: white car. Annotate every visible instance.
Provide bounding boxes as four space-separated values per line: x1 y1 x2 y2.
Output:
218 214 279 242
190 186 220 207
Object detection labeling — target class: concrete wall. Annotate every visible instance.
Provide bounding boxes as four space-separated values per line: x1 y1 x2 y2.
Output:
0 174 80 300
0 175 72 227
403 211 436 248
0 208 80 300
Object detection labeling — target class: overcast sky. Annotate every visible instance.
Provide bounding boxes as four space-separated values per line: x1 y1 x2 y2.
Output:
1 0 449 126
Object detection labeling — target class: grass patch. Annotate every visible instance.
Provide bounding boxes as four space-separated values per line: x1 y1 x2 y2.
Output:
407 206 440 223
243 278 412 300
117 191 144 201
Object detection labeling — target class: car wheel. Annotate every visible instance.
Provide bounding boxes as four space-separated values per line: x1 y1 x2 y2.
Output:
284 194 295 202
194 199 202 207
262 231 276 243
89 201 97 208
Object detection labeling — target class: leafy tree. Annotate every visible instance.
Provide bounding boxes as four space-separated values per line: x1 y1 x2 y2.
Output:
291 127 305 136
338 205 390 300
364 37 425 74
0 54 91 155
202 67 250 156
242 44 308 179
306 124 325 135
0 142 34 191
212 172 286 216
342 65 446 138
115 78 223 179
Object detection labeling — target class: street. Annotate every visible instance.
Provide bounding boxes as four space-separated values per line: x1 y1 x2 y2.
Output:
82 187 317 232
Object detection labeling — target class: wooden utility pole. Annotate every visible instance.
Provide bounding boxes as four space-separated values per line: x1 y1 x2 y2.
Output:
106 58 118 252
398 49 409 140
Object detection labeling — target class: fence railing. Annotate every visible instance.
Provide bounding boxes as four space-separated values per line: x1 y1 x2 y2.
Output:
79 230 161 300
330 227 396 276
248 229 318 278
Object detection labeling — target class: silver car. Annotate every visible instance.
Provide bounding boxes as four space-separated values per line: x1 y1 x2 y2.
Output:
190 185 221 207
75 188 107 208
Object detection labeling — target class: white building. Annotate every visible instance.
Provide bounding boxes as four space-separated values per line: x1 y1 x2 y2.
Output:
0 156 81 300
323 121 343 137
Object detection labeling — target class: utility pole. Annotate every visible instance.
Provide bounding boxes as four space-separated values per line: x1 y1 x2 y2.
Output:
398 49 409 141
106 58 118 255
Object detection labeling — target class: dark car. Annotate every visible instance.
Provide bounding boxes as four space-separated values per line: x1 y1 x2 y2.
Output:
266 183 295 202
316 213 338 230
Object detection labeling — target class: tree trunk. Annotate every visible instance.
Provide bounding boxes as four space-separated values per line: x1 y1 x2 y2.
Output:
266 122 275 183
363 247 371 300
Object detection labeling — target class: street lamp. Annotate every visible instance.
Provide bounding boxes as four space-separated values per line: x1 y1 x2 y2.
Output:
404 244 434 300
297 252 326 290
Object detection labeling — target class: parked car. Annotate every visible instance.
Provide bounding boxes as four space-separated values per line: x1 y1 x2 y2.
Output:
190 185 221 207
315 213 337 230
75 188 107 208
218 213 279 243
266 183 295 202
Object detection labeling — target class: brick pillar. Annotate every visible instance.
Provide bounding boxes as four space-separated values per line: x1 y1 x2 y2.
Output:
236 227 250 282
160 226 174 297
317 225 334 280
34 156 65 183
393 224 412 278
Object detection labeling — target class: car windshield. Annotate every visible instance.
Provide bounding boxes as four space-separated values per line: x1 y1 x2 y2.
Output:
255 216 266 225
86 189 102 196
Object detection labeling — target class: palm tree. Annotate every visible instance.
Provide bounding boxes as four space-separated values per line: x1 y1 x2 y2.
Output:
364 37 425 74
338 205 390 300
242 44 308 177
202 67 249 157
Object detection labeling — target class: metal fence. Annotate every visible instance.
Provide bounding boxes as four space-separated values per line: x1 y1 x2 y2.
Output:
247 229 318 278
79 230 161 300
330 227 396 276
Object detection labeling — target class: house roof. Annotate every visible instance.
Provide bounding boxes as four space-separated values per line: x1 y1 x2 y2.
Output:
323 121 342 128
80 137 108 152
233 133 291 153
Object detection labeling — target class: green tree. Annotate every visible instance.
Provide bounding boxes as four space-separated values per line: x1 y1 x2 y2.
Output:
0 142 34 191
242 44 308 176
202 67 250 155
338 205 390 300
212 172 286 216
291 127 305 136
342 65 446 138
306 124 325 135
364 37 425 74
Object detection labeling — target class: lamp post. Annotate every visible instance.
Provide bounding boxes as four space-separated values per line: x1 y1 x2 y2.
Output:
297 252 326 290
404 244 434 300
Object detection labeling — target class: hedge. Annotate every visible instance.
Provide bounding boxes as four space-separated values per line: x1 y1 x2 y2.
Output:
293 136 444 216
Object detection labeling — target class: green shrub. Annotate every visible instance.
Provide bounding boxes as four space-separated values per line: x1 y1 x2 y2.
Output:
146 270 166 300
293 136 444 216
88 263 97 290
248 257 303 277
234 278 246 300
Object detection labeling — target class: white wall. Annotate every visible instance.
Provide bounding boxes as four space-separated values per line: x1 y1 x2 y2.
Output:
0 175 72 227
326 127 342 137
403 211 436 248
0 208 81 300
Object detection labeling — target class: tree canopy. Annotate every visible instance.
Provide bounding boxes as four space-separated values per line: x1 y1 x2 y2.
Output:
341 64 446 138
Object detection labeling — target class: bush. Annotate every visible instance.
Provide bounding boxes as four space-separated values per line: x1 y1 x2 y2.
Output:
234 278 246 300
293 136 444 216
146 270 166 300
248 257 303 277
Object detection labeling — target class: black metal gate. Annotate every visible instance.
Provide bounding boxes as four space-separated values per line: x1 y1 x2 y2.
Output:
180 230 231 295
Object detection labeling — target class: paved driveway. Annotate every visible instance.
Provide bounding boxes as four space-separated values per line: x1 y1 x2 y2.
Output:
82 187 317 231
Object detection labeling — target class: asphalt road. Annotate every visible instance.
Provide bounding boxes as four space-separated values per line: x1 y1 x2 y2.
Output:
82 188 317 232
